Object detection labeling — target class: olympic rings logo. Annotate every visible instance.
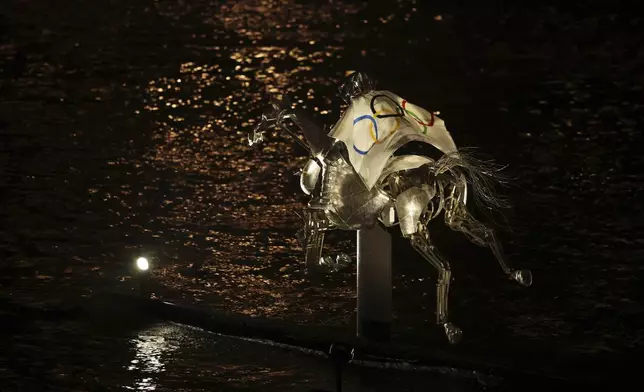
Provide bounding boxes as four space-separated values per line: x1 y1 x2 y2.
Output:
352 115 378 155
352 109 401 155
352 95 435 155
401 99 435 134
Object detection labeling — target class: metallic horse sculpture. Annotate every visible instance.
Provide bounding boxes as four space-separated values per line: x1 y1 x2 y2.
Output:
248 72 532 343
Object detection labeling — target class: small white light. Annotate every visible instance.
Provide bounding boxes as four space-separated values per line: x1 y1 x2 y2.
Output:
136 257 149 271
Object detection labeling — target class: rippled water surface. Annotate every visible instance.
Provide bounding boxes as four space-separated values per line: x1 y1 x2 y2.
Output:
1 0 643 389
3 303 476 391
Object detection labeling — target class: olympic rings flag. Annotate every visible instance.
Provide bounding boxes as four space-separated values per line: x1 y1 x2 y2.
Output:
328 90 458 190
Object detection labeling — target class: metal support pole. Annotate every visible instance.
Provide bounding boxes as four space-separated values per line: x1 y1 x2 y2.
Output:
356 224 392 342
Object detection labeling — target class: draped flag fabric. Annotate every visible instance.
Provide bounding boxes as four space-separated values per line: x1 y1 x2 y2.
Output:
327 90 458 190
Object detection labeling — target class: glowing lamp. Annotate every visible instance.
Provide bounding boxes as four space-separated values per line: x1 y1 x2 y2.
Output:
136 257 149 271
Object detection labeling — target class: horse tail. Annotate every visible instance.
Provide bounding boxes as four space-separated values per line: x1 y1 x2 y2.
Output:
435 148 512 219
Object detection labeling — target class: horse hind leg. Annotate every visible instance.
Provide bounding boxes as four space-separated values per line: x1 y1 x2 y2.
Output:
446 207 532 287
409 226 463 344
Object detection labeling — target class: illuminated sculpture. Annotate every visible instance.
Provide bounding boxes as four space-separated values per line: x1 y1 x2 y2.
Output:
249 72 532 343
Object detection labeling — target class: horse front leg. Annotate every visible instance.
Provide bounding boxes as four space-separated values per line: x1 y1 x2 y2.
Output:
446 206 532 287
409 225 462 344
297 209 328 272
305 230 326 271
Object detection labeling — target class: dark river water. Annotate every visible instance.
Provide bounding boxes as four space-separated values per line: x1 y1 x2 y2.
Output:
1 0 643 390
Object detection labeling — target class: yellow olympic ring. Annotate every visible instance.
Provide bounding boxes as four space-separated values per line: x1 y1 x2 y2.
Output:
369 109 400 144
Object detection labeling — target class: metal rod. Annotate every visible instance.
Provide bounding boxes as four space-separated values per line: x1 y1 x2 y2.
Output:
278 120 311 154
357 224 392 342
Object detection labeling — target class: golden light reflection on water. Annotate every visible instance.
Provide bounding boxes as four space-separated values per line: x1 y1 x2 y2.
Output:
138 41 348 228
216 0 364 41
120 0 423 323
133 38 357 321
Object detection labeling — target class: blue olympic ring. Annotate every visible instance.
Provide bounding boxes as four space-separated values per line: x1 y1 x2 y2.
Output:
352 115 378 155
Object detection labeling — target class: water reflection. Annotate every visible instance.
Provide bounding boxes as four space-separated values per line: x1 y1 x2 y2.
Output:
126 324 178 391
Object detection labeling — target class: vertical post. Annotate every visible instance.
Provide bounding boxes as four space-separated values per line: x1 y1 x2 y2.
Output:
357 224 392 342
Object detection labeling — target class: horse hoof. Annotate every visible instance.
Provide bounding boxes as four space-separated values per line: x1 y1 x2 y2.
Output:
443 322 463 344
512 269 533 287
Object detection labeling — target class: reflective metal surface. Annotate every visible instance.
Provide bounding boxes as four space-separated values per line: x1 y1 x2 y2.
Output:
300 159 322 196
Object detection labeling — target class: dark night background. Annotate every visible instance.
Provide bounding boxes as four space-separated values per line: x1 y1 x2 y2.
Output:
1 0 642 390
